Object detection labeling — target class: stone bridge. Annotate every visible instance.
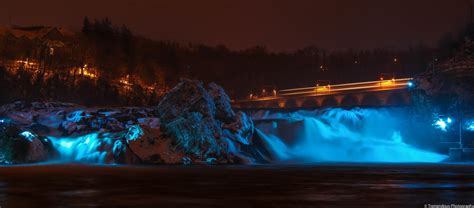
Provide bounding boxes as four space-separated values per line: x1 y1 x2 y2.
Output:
232 78 413 109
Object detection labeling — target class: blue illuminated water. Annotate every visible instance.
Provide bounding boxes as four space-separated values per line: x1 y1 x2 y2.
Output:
43 107 448 164
48 133 115 163
251 108 447 163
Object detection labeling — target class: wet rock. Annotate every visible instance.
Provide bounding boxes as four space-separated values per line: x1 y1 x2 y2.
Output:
137 117 160 128
5 111 34 125
111 137 141 164
105 118 124 131
0 125 54 164
125 125 144 143
155 79 216 123
208 82 235 123
0 79 258 165
223 111 254 145
164 112 222 159
127 126 184 164
60 120 77 135
152 79 257 164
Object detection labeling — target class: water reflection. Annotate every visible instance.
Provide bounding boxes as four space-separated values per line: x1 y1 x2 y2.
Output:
0 164 473 207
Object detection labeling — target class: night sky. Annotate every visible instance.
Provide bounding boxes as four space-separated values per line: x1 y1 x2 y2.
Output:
0 0 470 51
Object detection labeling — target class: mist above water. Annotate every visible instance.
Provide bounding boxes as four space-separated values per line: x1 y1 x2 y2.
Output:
251 108 447 163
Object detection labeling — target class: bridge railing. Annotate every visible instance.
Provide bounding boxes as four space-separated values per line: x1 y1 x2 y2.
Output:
241 77 413 102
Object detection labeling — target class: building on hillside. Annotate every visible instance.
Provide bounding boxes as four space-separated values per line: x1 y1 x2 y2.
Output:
0 25 74 41
0 25 76 76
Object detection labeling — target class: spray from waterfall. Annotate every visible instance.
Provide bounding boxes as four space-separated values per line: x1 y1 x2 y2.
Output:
251 108 447 163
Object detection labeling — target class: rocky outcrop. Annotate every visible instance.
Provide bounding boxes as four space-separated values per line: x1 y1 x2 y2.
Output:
150 79 255 164
413 41 474 117
208 82 236 122
0 80 257 165
223 111 254 145
155 79 216 123
0 122 56 164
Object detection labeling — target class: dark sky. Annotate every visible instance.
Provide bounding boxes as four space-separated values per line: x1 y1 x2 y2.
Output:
0 0 470 51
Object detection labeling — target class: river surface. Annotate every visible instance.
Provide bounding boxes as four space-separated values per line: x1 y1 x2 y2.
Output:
0 164 473 207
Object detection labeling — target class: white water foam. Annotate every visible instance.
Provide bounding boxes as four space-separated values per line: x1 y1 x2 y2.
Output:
251 108 447 163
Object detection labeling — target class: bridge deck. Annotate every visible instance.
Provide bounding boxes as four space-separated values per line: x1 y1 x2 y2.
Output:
233 78 413 108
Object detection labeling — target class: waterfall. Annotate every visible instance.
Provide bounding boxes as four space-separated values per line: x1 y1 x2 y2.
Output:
48 133 114 163
251 108 447 163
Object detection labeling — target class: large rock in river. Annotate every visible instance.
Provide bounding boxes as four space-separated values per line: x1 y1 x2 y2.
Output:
0 122 55 164
149 79 255 164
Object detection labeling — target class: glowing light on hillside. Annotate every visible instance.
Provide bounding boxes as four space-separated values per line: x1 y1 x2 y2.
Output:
79 64 98 79
16 60 37 66
82 69 97 79
118 75 133 91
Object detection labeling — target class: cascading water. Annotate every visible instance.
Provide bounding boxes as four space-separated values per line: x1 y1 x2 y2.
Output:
47 133 119 163
251 107 447 163
45 125 139 164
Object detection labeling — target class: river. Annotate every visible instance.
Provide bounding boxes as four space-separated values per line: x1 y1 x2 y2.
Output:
0 164 473 207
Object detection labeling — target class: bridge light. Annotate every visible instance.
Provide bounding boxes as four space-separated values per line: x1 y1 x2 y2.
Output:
407 81 414 87
249 94 253 99
394 58 398 62
273 89 277 97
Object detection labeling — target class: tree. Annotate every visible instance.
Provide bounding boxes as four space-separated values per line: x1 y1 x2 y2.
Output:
82 17 91 35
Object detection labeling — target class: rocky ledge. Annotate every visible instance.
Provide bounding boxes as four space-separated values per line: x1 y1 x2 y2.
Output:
0 79 265 165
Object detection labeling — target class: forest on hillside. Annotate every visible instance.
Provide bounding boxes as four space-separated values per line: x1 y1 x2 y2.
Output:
0 17 473 106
